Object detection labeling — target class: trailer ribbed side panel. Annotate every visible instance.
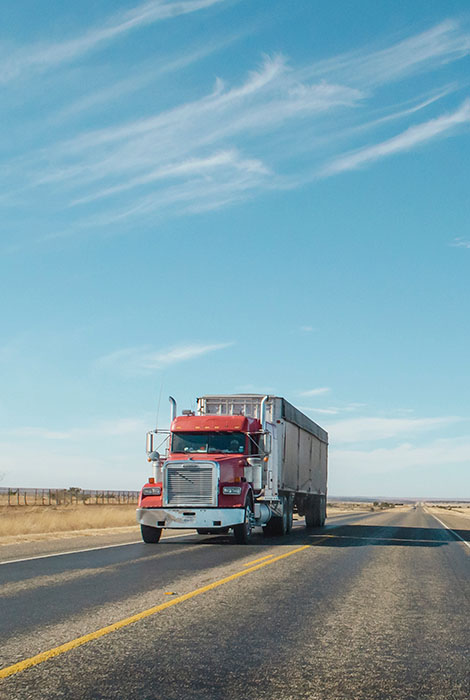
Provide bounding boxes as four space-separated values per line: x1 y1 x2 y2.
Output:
281 421 327 495
281 399 328 444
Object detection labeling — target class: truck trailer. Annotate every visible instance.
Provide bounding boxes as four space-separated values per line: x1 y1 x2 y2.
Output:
136 394 328 544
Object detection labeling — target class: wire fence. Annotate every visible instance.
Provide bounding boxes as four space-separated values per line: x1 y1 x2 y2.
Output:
0 487 140 506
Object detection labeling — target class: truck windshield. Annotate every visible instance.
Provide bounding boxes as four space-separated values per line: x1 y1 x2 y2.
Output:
171 432 246 454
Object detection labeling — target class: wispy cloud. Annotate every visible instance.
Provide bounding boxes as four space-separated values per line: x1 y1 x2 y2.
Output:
298 387 331 397
451 237 470 249
23 54 361 222
333 436 470 475
3 19 470 234
0 417 148 441
305 20 470 87
71 150 269 206
327 415 461 444
301 407 339 415
51 33 246 125
49 54 359 162
97 341 233 373
299 325 314 333
0 0 227 84
300 401 366 416
322 99 470 175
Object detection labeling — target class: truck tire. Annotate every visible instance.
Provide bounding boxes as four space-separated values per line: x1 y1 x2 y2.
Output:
233 500 253 544
321 495 326 526
285 496 293 534
305 501 316 528
140 524 162 543
305 495 324 528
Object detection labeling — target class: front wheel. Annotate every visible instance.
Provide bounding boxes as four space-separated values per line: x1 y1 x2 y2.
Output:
233 501 253 544
140 524 162 543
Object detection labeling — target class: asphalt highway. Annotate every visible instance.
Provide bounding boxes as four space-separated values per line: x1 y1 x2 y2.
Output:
0 506 468 699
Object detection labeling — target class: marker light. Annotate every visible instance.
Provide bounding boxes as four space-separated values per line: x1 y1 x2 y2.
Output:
142 486 162 496
223 486 242 495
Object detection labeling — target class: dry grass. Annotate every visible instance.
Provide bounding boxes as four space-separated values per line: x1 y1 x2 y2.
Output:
327 501 373 515
0 504 137 537
426 504 470 521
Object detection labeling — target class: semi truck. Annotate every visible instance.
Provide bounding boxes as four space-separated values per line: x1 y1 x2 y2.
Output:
136 394 328 544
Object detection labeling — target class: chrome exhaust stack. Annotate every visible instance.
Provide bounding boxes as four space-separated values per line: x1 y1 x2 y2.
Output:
169 396 177 422
260 395 269 430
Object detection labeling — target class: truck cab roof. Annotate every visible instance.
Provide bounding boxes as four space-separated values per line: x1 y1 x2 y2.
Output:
171 414 262 433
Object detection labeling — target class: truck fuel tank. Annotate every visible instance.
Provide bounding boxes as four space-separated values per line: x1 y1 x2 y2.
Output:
254 502 271 525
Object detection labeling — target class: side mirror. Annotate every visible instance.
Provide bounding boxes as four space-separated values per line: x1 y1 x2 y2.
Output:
261 433 272 454
148 451 160 463
146 431 158 455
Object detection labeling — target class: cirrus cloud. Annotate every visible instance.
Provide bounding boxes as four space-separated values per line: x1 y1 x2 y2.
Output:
326 415 462 444
96 341 233 373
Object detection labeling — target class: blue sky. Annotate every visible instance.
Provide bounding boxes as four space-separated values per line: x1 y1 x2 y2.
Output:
1 0 470 498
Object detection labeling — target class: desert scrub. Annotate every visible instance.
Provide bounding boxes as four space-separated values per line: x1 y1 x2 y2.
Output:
0 504 138 537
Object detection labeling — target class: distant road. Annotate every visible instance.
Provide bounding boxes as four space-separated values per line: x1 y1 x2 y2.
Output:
1 506 469 699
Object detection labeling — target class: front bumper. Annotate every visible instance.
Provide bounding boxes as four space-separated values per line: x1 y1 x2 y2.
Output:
136 507 245 530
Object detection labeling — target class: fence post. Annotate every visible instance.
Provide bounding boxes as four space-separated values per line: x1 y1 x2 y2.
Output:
2 487 139 507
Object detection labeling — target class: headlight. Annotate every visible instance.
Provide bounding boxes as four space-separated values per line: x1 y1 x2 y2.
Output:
222 486 242 495
142 487 162 496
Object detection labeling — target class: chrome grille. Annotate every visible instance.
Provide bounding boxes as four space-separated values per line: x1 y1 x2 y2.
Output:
164 462 217 506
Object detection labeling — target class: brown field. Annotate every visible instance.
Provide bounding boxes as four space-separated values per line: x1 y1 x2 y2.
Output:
326 501 400 515
425 503 470 521
0 504 138 538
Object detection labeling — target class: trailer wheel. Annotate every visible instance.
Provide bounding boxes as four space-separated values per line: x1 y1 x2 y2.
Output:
305 495 323 529
140 524 162 543
285 496 293 534
305 503 316 528
321 495 326 527
233 500 253 544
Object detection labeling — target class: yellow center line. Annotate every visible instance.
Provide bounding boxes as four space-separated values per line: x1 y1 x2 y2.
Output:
243 554 275 566
0 538 327 680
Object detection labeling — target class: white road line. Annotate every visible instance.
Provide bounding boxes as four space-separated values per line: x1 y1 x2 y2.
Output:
0 509 387 566
0 532 196 566
426 509 470 550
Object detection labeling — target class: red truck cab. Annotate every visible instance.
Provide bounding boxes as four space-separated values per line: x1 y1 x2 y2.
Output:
137 412 264 543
